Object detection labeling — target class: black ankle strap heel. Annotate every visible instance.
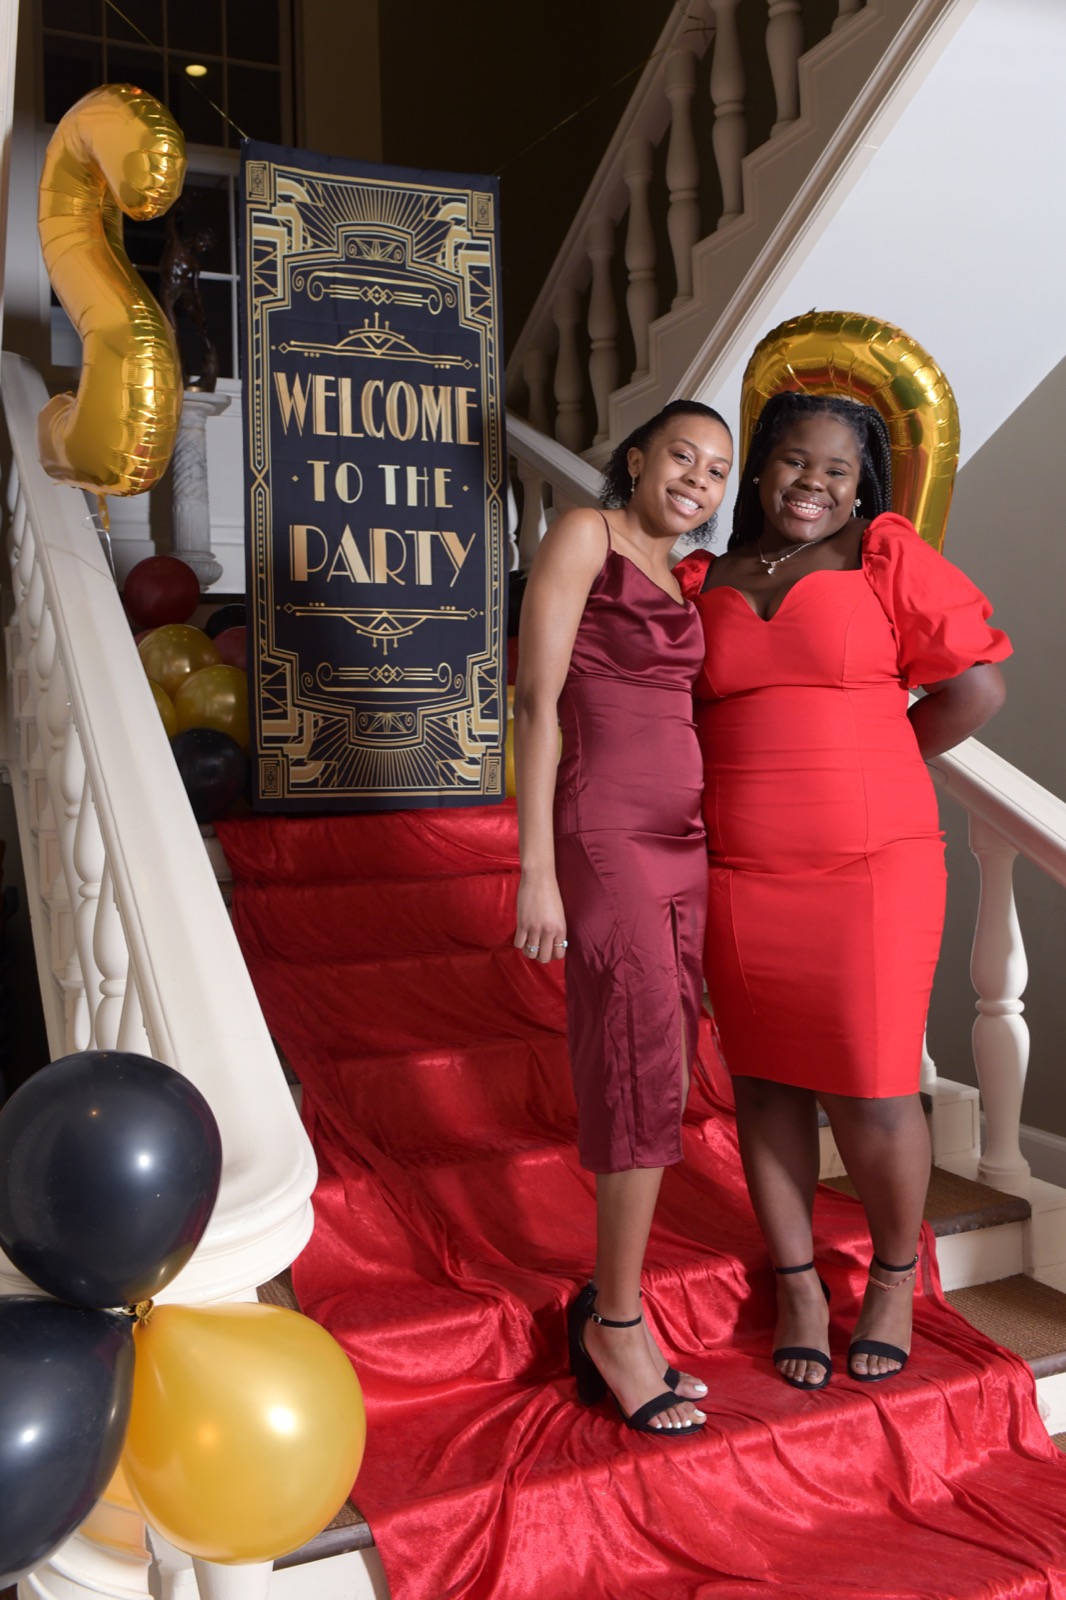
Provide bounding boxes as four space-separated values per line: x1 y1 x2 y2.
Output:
772 1261 832 1390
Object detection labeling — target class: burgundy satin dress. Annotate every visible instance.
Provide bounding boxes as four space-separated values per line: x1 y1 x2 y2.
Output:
554 528 707 1172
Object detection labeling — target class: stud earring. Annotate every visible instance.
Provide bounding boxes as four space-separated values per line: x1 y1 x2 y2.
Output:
853 497 862 514
630 474 639 496
752 475 759 484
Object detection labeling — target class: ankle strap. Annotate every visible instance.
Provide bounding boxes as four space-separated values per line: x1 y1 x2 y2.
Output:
589 1309 643 1329
869 1252 918 1290
774 1260 815 1276
873 1252 918 1275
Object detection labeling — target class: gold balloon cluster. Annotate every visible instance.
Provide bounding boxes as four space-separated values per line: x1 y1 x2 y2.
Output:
739 310 960 551
37 84 187 497
139 626 249 750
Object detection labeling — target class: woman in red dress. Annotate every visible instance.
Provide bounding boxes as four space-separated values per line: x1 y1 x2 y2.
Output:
513 400 733 1434
679 392 1010 1388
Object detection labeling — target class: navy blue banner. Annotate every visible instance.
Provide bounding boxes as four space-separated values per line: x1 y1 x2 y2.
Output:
241 141 506 810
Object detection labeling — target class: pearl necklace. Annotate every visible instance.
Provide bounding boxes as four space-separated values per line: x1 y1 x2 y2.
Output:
757 533 831 577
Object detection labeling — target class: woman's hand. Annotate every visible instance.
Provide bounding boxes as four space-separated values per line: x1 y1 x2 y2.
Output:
514 870 568 964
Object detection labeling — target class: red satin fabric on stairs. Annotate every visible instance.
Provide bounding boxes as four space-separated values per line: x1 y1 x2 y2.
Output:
217 808 1066 1600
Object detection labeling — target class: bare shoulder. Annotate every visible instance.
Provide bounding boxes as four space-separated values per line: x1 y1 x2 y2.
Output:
530 505 610 583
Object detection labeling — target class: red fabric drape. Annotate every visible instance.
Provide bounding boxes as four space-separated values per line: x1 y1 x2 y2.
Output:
218 807 1066 1600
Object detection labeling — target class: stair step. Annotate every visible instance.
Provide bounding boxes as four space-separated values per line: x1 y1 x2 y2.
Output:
822 1166 1031 1236
946 1275 1066 1381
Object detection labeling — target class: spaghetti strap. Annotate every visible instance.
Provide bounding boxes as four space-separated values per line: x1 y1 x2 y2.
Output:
599 510 614 558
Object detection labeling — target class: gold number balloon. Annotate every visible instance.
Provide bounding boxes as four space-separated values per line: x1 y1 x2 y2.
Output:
124 1304 367 1564
37 84 187 497
739 311 960 551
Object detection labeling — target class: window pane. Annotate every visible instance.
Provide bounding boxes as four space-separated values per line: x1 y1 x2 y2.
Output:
105 45 165 104
104 0 163 48
169 58 227 146
167 0 223 55
226 0 279 64
42 0 101 33
227 63 281 145
122 208 168 275
200 277 235 379
43 37 104 124
181 180 231 271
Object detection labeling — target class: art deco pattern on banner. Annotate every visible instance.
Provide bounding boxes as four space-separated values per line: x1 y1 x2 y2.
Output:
241 142 506 811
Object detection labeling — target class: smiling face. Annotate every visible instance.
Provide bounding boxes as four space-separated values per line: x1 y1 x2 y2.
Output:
628 413 733 535
758 413 862 546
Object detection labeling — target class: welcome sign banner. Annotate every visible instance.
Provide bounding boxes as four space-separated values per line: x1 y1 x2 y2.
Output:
240 141 506 811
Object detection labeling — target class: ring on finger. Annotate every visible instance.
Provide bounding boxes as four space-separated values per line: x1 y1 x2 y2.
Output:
525 944 539 955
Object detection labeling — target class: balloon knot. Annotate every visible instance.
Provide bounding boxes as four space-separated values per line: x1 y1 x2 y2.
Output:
124 1299 155 1323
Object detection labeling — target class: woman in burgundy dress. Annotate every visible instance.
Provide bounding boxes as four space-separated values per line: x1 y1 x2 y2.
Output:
678 392 1010 1389
513 399 733 1435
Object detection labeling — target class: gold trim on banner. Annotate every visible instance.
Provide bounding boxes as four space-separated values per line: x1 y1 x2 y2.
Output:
244 152 505 805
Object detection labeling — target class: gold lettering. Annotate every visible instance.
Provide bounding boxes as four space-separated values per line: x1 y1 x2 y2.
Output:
385 382 418 442
308 461 329 502
437 529 477 585
334 462 363 504
274 372 312 435
312 375 337 436
406 465 430 505
419 384 453 443
326 527 373 583
434 467 452 508
362 380 384 439
455 387 479 446
379 464 400 504
290 524 329 581
338 377 363 438
370 528 407 585
413 529 435 584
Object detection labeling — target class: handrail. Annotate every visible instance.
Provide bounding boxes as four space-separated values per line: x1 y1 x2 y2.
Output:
0 351 316 1302
930 740 1066 890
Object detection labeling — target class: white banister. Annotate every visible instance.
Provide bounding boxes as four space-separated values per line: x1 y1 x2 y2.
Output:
664 48 700 305
552 285 585 452
967 815 1031 1197
709 0 747 224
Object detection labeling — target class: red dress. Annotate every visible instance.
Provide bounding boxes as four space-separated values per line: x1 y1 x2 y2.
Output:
677 513 1011 1098
554 532 707 1172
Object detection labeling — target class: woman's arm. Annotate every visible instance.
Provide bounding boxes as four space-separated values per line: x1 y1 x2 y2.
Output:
512 510 607 963
909 663 1007 759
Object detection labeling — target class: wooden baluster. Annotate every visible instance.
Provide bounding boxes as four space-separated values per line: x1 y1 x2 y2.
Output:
523 348 551 436
766 0 804 135
93 861 129 1049
44 660 77 1003
586 213 619 443
552 285 585 453
623 138 657 379
834 0 862 28
665 48 700 306
118 969 153 1055
709 0 747 224
919 1030 936 1095
969 814 1031 1197
72 769 105 1051
505 477 520 574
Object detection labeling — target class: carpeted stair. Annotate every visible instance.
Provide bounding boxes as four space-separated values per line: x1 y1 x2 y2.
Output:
219 806 1066 1600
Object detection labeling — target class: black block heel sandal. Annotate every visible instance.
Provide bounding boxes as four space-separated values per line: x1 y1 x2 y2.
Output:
847 1253 918 1382
772 1261 832 1390
566 1293 705 1436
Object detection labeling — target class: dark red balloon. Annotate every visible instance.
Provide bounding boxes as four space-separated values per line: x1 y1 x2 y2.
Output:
212 625 247 669
123 556 201 628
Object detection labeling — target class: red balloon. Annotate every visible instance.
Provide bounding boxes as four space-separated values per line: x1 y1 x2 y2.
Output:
123 557 201 628
212 626 247 669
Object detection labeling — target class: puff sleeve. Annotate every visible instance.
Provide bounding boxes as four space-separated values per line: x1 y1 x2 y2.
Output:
863 512 1012 688
673 548 714 601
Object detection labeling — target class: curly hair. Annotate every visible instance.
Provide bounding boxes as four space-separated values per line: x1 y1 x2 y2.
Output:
729 392 893 550
600 399 731 539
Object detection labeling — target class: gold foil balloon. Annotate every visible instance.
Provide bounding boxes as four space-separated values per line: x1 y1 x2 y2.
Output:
37 84 187 497
739 311 960 551
148 678 178 739
138 625 219 699
124 1304 366 1564
173 664 250 750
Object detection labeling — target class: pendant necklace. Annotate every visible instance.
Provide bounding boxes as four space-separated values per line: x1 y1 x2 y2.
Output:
757 534 831 577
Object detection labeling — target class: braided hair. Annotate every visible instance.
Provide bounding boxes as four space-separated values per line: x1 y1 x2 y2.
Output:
729 392 893 550
601 399 732 539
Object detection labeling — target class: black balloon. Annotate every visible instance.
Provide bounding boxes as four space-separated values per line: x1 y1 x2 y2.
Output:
171 727 248 822
0 1051 222 1307
203 602 246 639
0 1297 133 1586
